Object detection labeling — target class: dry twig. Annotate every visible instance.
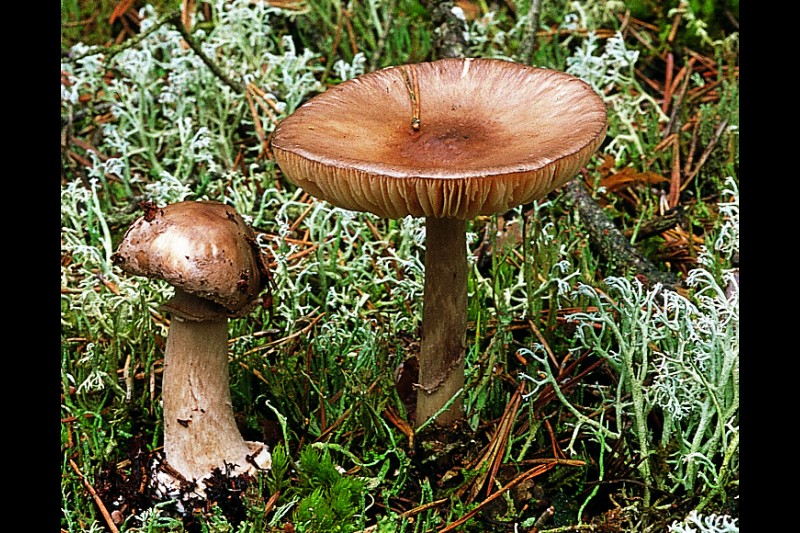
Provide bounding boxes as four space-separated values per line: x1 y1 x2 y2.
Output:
69 458 120 533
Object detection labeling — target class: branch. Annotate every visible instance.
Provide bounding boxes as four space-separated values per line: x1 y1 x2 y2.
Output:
519 0 544 64
564 179 682 290
63 7 244 95
64 8 182 63
423 0 469 59
166 11 245 94
623 205 686 241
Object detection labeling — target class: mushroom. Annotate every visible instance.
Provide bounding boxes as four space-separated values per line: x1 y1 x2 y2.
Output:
270 58 607 428
113 200 272 495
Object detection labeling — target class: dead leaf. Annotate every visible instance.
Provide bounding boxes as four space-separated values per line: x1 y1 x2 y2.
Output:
454 0 480 20
599 166 668 192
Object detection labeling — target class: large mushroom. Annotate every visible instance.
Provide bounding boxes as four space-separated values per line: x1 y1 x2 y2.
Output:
113 200 272 495
270 58 607 428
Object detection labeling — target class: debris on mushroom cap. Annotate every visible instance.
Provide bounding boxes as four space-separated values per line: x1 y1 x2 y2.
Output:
113 201 267 316
271 57 608 220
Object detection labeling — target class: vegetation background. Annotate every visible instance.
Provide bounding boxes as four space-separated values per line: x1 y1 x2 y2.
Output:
61 0 739 531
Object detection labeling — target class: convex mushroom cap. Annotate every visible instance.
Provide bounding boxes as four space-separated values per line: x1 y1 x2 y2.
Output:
271 57 608 219
114 201 268 318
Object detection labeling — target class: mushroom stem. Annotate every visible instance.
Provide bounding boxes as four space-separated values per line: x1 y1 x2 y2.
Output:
161 289 269 489
415 216 467 427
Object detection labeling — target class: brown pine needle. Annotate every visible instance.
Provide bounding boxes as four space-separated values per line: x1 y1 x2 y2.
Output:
458 382 523 502
668 135 681 208
383 405 414 448
661 52 674 114
483 384 524 499
399 498 449 518
683 119 729 190
69 458 120 533
262 490 281 521
315 380 380 442
529 319 558 368
245 88 268 158
289 202 315 234
439 463 558 532
241 310 325 354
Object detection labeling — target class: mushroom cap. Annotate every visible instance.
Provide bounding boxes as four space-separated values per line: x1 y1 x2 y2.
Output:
271 57 608 219
113 201 267 317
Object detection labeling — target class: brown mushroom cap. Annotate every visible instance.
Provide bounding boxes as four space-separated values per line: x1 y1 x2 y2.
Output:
113 201 266 317
271 58 608 219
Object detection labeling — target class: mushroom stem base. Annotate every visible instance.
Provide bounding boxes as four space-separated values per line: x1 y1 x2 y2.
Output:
415 216 467 427
152 441 271 504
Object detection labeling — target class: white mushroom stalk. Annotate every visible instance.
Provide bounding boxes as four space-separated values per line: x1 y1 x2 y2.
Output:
158 290 271 490
113 201 272 495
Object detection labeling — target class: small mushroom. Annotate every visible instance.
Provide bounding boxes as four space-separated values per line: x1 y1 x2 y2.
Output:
271 58 607 428
113 201 272 495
